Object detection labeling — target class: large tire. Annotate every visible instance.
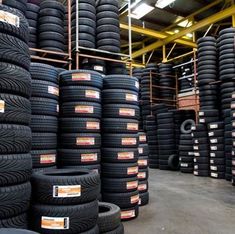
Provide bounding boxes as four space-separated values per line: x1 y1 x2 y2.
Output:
0 213 28 229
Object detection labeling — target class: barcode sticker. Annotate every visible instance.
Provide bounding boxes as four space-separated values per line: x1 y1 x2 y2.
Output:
72 73 91 81
40 154 56 164
118 152 134 160
41 217 69 230
53 185 81 198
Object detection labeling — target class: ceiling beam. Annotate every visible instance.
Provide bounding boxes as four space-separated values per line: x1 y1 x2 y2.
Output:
120 23 197 48
132 5 235 58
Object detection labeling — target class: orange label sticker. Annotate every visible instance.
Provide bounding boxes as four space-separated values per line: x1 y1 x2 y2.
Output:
139 135 146 142
118 152 134 160
75 106 94 114
85 90 100 99
86 121 100 130
138 172 146 179
138 184 147 191
138 147 143 154
76 137 95 146
131 194 139 204
48 86 59 96
53 185 81 198
119 108 135 117
121 210 135 220
81 153 98 162
0 100 5 113
126 181 138 190
41 217 69 230
0 10 19 27
126 93 138 102
40 154 56 164
138 159 147 166
127 123 138 131
122 138 137 146
72 73 91 81
127 166 138 175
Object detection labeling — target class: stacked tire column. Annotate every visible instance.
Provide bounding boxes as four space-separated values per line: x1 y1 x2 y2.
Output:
30 63 59 170
0 5 32 228
58 70 103 172
96 0 120 53
232 92 235 185
102 75 140 221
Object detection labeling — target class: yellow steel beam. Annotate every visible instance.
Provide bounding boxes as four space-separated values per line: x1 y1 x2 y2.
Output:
132 5 235 58
120 23 197 48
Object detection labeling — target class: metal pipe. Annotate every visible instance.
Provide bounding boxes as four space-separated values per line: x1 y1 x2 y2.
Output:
76 0 79 69
128 0 133 74
68 0 72 70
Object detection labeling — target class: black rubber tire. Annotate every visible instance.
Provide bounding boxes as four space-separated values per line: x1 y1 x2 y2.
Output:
32 133 57 150
0 213 28 229
0 153 32 186
120 205 138 221
30 115 58 133
98 202 121 233
30 200 98 234
31 169 100 205
0 182 31 219
139 192 149 207
0 229 38 234
180 119 195 134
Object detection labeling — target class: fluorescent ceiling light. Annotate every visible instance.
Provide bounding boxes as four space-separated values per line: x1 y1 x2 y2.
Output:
174 29 179 33
155 0 176 9
186 33 193 38
175 17 193 28
131 3 154 19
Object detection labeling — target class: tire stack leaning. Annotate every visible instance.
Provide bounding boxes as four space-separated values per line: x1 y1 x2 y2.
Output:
102 75 140 221
30 169 100 233
0 5 32 229
138 132 149 206
58 70 103 173
26 1 40 52
71 0 96 49
96 0 120 53
218 28 235 181
30 63 59 171
38 0 65 52
208 122 225 179
179 120 195 173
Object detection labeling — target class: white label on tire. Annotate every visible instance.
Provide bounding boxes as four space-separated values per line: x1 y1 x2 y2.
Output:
121 210 135 220
180 163 188 168
0 10 20 27
194 152 200 157
86 121 100 130
53 185 81 198
0 100 5 113
118 152 134 160
126 93 137 102
127 123 138 131
126 181 138 190
208 132 214 137
138 147 143 154
135 81 139 89
194 165 198 169
188 152 194 156
85 90 100 99
211 172 218 178
210 139 218 144
194 146 199 150
210 160 214 164
232 160 235 166
199 118 205 123
211 146 217 150
210 153 215 157
127 166 138 175
199 112 204 116
81 153 97 162
119 108 135 117
122 138 136 146
138 159 147 166
131 194 139 204
41 217 69 230
137 172 146 179
194 171 198 175
194 140 199 144
48 86 59 96
210 166 217 171
57 105 59 113
210 124 218 129
139 135 146 142
94 65 103 71
72 73 91 81
76 137 95 146
75 105 94 114
40 154 56 164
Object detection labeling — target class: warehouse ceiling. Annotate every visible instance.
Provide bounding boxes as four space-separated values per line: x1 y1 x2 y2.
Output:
119 0 231 63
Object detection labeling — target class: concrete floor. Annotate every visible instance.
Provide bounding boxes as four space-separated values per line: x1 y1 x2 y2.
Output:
124 169 235 234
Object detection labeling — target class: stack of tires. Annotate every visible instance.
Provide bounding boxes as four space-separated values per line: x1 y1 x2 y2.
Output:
38 0 65 52
232 93 235 185
192 124 210 177
208 122 225 179
71 0 96 49
58 70 103 173
179 120 195 173
96 0 120 53
98 202 124 234
157 112 176 170
159 63 175 106
102 75 140 221
30 169 100 233
0 4 32 229
81 58 107 75
1 0 27 14
30 63 59 170
197 36 218 110
138 132 149 206
26 1 40 51
106 60 128 75
146 115 159 169
218 28 235 181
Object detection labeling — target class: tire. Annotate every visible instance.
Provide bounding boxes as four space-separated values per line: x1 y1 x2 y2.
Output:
120 205 138 221
180 119 195 134
0 182 31 219
31 150 57 168
98 202 120 233
0 124 31 154
0 229 38 234
0 154 32 186
139 192 149 206
30 115 58 133
31 200 98 234
0 5 29 43
168 154 179 170
0 94 31 125
102 190 139 209
0 213 28 229
32 133 57 150
0 33 30 70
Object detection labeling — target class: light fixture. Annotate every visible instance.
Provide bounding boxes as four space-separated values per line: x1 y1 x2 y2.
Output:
155 0 176 9
174 29 179 33
131 3 155 19
175 17 193 28
186 33 193 38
